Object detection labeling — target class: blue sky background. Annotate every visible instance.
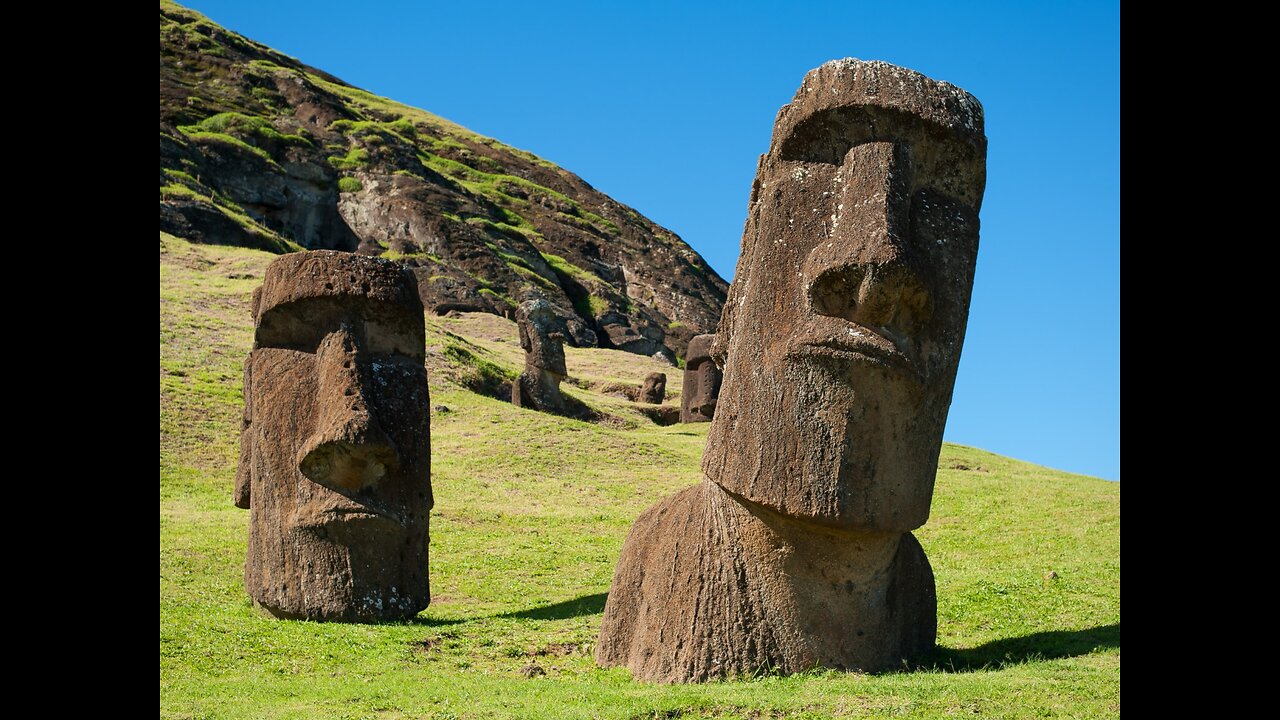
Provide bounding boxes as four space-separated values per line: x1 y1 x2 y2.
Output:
177 1 1120 480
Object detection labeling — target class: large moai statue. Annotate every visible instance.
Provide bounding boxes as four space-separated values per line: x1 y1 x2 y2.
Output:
511 299 568 413
596 60 986 682
679 334 722 423
235 251 433 622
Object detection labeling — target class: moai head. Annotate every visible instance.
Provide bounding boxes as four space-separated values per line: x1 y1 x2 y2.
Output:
236 251 432 621
703 60 986 532
681 334 722 422
517 299 567 376
639 372 667 404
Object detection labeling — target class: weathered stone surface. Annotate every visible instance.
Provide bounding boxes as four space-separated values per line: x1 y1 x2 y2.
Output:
638 372 667 404
597 59 985 681
511 299 568 413
595 482 936 682
679 333 722 423
236 250 432 622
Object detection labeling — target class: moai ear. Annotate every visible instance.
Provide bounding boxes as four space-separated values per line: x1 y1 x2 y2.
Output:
233 354 253 509
709 311 732 368
250 286 263 323
237 284 262 509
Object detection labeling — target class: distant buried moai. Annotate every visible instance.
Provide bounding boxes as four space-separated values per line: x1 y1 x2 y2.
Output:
679 334 721 423
638 372 667 404
596 59 986 681
511 299 568 413
235 251 433 622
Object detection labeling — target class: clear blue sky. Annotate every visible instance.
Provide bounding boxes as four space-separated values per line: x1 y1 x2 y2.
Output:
178 1 1120 480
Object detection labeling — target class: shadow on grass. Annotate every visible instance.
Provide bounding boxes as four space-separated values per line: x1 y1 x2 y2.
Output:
495 592 608 621
930 623 1119 671
405 615 467 627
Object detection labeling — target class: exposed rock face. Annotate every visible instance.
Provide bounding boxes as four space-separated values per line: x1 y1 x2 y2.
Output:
236 251 432 622
679 333 721 423
511 299 568 413
597 59 986 681
638 372 667 404
159 2 726 361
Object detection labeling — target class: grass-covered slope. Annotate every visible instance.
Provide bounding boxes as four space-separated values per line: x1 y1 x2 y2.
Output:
159 0 727 363
160 236 1119 719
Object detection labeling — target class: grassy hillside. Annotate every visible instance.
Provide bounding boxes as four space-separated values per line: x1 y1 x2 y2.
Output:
160 236 1120 719
160 0 727 362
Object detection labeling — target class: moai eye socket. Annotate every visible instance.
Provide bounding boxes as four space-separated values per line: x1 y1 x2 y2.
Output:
254 299 340 353
254 297 425 361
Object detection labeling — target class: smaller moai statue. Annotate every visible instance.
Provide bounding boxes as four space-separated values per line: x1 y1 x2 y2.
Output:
512 299 568 413
236 250 432 622
638 372 667 404
679 334 721 423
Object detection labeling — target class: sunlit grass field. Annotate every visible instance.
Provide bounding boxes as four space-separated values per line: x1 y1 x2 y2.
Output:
160 235 1119 719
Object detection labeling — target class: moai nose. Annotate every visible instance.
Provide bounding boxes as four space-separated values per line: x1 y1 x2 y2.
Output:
808 142 933 336
297 325 400 492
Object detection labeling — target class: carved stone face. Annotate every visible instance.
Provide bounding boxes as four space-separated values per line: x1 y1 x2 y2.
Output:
517 299 567 377
704 60 986 532
681 334 722 422
236 251 432 621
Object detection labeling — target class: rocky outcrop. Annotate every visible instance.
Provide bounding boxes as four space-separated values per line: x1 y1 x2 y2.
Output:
159 2 726 360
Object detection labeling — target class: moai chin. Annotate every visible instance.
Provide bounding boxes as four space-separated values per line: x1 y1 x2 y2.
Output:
235 250 432 622
679 334 721 423
511 299 568 413
597 59 986 682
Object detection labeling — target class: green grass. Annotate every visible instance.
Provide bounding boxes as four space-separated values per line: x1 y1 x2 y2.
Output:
160 235 1119 718
181 111 313 147
417 153 617 237
337 176 363 193
158 174 301 254
180 130 277 164
328 146 371 170
380 248 440 263
478 286 517 309
508 263 559 292
298 70 560 173
531 255 632 319
586 294 610 318
467 215 540 240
